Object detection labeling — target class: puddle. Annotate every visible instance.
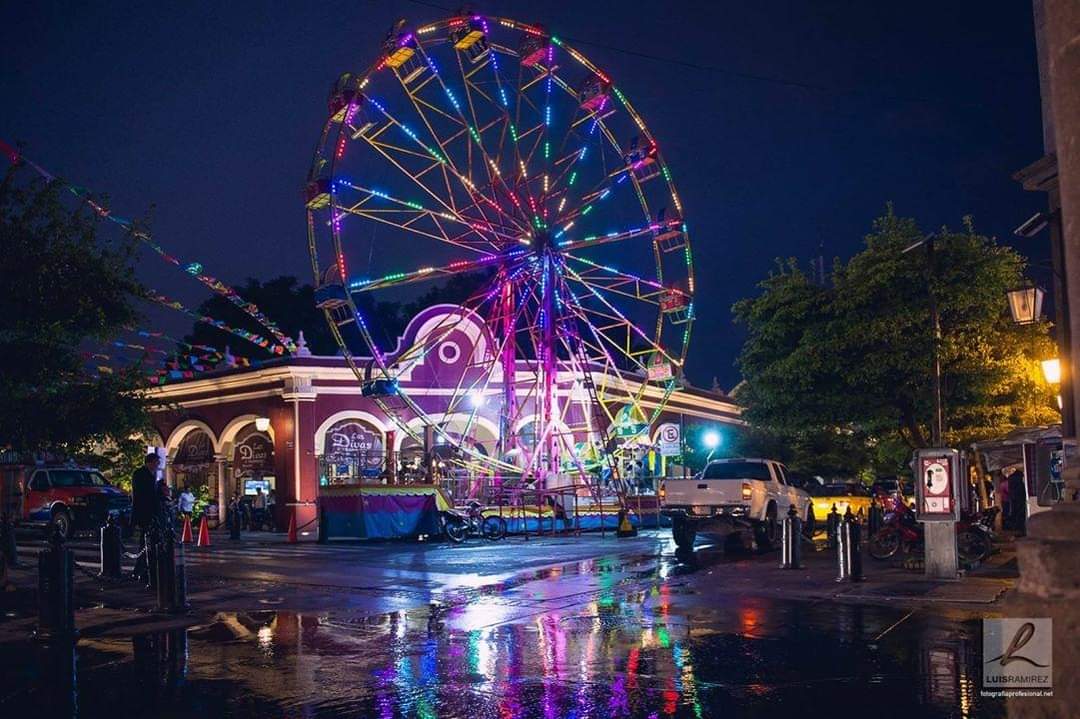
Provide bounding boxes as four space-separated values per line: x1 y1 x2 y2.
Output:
0 590 1002 718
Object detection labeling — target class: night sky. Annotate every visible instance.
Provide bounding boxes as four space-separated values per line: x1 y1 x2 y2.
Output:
2 1 1046 389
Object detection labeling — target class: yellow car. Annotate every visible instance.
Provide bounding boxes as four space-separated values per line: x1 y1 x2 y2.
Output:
809 483 875 520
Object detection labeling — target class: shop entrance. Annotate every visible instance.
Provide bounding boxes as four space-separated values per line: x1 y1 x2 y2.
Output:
172 429 219 523
232 428 276 530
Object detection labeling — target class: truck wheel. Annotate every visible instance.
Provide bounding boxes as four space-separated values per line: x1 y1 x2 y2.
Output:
754 505 778 550
50 508 73 541
672 518 696 549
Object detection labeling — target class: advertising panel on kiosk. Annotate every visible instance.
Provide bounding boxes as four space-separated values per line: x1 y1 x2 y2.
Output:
914 448 961 522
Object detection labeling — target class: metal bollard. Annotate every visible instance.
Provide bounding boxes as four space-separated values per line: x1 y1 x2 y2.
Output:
780 505 802 569
868 501 883 536
36 527 76 639
827 504 841 550
1 514 17 568
155 534 177 613
846 518 863 581
174 541 188 611
99 515 122 579
836 514 864 582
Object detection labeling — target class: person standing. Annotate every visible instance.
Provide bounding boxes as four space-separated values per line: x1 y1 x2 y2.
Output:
252 486 267 531
265 488 277 531
131 453 161 584
178 486 195 522
1006 468 1027 535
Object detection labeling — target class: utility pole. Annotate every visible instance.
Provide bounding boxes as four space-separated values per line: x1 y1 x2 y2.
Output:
927 236 944 446
903 233 945 446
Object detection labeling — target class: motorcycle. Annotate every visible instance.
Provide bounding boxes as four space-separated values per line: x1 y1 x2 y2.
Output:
443 501 507 543
869 505 996 564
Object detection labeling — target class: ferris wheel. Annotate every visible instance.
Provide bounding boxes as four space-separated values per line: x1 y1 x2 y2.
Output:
306 14 694 494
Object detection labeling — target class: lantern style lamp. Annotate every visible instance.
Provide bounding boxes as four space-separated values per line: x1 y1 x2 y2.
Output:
1006 285 1045 325
254 416 271 432
1041 358 1062 384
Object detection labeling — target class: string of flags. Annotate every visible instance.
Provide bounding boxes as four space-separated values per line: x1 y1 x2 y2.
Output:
145 290 288 356
0 138 296 355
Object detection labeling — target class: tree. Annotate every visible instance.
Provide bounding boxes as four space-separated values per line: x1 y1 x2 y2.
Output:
0 169 151 458
733 208 1059 477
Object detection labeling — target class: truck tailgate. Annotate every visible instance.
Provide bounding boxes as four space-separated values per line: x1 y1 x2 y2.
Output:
664 478 740 506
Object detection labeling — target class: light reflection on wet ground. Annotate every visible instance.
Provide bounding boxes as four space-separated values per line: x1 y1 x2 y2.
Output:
1 544 1003 718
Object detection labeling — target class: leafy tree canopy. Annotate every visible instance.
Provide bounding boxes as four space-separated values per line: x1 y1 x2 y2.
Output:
733 208 1058 478
0 169 150 457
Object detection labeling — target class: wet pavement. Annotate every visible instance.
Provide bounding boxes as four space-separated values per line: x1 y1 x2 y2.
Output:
1 533 1006 718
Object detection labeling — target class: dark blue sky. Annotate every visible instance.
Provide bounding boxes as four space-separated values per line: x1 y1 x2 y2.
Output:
2 1 1046 388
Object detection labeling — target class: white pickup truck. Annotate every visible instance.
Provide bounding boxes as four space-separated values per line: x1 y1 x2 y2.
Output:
661 458 815 550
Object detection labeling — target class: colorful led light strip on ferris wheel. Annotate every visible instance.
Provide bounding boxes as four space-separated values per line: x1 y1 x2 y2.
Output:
0 139 296 355
563 265 678 366
348 248 527 290
564 254 668 291
479 19 510 107
337 181 511 239
363 95 516 233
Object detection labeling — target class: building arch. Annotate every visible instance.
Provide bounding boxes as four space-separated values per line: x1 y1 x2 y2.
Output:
314 410 389 455
164 419 220 456
392 413 500 452
219 413 276 452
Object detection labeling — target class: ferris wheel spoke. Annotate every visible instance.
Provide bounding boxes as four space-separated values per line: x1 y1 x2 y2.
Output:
334 180 522 243
363 96 530 238
415 41 535 232
561 252 668 299
356 135 499 244
333 203 495 254
348 250 522 293
556 223 660 254
440 284 533 424
562 267 678 367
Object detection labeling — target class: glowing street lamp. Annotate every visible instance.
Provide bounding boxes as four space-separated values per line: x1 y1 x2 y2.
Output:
702 429 721 460
254 416 271 432
702 430 721 449
1042 358 1062 384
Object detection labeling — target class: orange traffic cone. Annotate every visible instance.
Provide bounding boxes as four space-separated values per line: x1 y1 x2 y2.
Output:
286 511 298 544
196 515 211 547
180 515 193 544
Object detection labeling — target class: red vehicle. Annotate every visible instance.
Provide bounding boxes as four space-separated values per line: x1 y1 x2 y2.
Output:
0 460 132 540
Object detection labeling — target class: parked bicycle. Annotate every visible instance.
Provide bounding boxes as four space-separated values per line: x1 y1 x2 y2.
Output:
443 501 507 543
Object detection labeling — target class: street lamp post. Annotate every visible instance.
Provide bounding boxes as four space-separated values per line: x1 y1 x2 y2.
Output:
902 234 944 446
